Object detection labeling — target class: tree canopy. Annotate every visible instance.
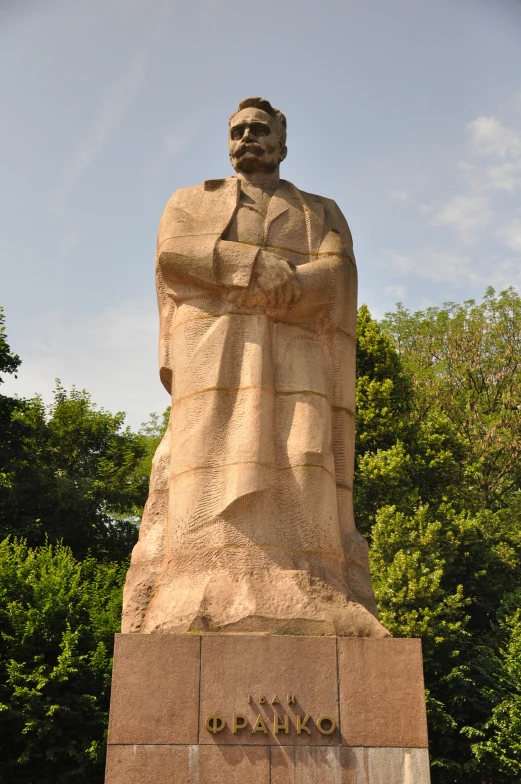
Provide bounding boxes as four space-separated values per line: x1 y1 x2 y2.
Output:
0 540 125 783
0 383 158 561
356 289 521 782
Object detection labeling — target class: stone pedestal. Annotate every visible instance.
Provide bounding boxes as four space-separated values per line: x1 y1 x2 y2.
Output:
105 634 431 783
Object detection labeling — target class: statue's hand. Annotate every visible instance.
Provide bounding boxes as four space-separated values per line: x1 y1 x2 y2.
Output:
254 249 301 310
226 285 267 308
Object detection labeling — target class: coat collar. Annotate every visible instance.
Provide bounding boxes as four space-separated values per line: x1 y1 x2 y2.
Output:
202 176 325 254
265 182 294 225
285 181 324 255
262 179 325 255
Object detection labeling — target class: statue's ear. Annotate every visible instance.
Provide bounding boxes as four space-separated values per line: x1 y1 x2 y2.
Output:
279 145 288 163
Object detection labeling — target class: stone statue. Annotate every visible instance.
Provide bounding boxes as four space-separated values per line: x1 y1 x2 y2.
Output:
122 97 388 637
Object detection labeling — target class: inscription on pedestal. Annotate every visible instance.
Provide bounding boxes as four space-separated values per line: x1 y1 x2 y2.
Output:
205 695 336 737
200 636 340 746
106 635 431 783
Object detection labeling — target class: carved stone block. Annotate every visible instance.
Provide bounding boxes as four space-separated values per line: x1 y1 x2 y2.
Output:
105 634 431 783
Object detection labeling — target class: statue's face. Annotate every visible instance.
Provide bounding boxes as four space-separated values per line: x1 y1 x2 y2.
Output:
228 108 285 174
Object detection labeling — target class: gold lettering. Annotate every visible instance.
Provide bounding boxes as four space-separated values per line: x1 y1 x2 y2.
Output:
252 714 268 734
296 714 311 735
287 694 295 705
205 714 225 734
316 715 336 735
232 714 248 733
270 695 280 705
259 695 266 704
247 694 251 704
273 714 289 734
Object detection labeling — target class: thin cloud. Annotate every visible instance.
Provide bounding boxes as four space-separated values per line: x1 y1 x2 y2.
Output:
432 193 492 244
385 284 407 299
468 116 521 159
486 161 521 192
466 116 521 193
389 189 410 202
52 49 147 214
388 247 521 291
142 120 199 200
424 107 521 248
390 249 476 285
496 218 521 254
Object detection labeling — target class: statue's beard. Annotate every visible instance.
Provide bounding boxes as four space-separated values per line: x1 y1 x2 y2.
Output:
231 143 278 174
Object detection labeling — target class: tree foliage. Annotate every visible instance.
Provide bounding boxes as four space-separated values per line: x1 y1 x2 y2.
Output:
0 384 157 560
383 287 521 515
356 290 521 782
0 539 124 783
0 307 25 519
0 307 21 381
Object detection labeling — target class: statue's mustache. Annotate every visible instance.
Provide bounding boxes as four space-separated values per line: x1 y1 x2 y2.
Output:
234 143 264 158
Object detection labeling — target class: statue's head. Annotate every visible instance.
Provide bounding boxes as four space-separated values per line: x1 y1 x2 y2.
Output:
229 97 287 175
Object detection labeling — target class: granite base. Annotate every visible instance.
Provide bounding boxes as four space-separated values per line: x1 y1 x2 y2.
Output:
105 634 430 783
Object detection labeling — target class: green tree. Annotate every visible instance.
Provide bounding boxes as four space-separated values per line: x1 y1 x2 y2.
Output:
369 502 521 781
0 539 125 784
355 292 521 782
0 385 152 560
0 308 167 561
0 308 25 518
355 304 463 538
469 595 521 780
383 287 521 516
0 307 20 381
137 406 170 479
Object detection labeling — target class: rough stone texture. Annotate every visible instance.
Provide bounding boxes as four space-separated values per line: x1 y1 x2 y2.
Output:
271 747 350 784
107 634 200 745
199 635 339 745
105 746 430 784
105 746 191 784
195 746 271 783
105 745 271 784
121 97 388 638
338 638 429 748
271 747 431 784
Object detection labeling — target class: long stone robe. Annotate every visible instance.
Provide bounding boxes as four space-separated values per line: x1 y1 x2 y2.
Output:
122 177 387 637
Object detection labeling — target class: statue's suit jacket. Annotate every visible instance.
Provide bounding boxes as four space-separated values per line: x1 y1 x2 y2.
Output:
123 176 379 633
156 177 357 393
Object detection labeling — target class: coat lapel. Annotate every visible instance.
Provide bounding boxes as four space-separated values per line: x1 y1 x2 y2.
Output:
265 187 291 226
290 184 325 255
265 181 325 256
203 177 240 235
211 178 325 255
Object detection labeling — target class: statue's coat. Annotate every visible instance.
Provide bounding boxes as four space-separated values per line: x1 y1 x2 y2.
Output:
122 177 386 637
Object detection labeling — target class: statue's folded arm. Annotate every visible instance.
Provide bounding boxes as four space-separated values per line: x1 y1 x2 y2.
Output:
158 233 262 292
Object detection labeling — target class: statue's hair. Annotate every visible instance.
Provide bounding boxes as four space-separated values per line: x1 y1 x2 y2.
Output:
229 97 287 147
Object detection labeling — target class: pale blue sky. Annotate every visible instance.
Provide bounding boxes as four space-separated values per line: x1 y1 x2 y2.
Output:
2 0 521 426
